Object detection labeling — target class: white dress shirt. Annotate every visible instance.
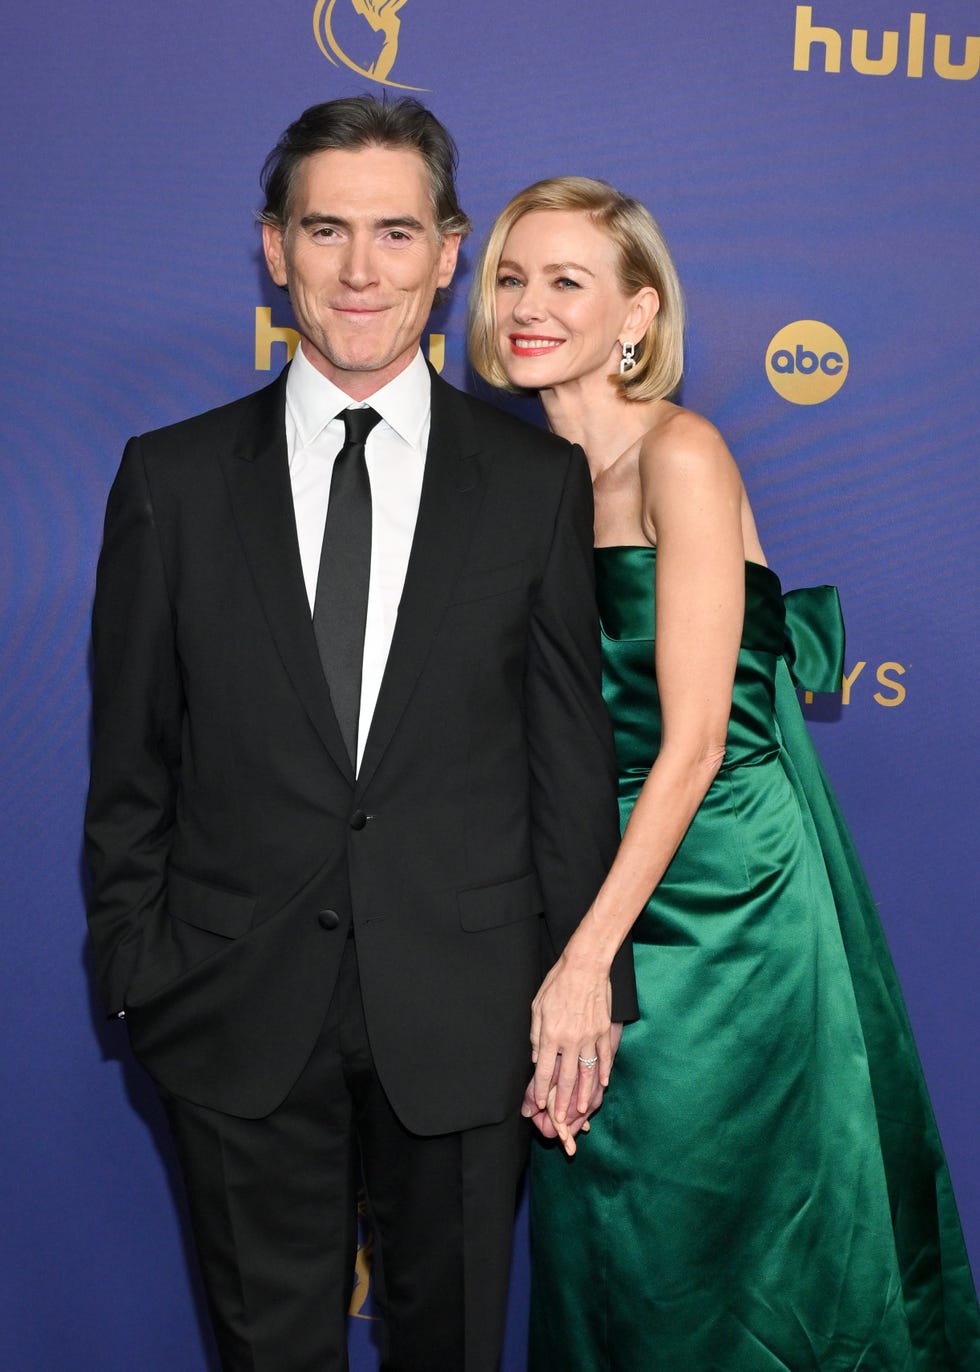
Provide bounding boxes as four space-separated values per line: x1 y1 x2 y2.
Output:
285 345 430 772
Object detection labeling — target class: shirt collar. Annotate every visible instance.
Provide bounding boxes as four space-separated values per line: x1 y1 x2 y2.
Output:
286 344 431 449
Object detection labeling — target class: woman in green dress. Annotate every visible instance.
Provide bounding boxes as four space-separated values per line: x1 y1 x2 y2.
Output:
467 176 980 1370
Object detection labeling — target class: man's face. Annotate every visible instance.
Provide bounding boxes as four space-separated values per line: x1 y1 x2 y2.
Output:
263 144 460 400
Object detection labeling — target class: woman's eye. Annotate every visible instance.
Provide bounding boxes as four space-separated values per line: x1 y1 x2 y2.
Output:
496 274 522 288
555 276 580 290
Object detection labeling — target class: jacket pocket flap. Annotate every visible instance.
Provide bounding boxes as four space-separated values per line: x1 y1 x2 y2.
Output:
457 871 543 932
449 559 526 605
167 868 256 940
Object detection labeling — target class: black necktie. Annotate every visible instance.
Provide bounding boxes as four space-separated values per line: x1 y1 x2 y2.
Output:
313 406 381 768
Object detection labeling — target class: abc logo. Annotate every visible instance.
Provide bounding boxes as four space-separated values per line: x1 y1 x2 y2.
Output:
766 320 849 404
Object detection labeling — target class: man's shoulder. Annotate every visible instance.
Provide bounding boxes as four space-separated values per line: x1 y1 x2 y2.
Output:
434 374 575 465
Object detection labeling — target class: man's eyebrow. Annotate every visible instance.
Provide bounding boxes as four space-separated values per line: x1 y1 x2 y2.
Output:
298 214 347 229
297 213 427 232
377 216 427 232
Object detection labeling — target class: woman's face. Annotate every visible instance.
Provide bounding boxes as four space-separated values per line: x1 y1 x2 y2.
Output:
494 209 636 393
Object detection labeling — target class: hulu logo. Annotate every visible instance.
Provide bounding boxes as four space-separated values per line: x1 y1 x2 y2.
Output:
793 6 979 80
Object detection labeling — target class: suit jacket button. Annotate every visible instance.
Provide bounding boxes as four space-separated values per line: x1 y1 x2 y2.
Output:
349 810 368 831
317 909 340 931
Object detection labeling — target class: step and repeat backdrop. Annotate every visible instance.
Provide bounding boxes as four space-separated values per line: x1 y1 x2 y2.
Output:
2 3 977 1368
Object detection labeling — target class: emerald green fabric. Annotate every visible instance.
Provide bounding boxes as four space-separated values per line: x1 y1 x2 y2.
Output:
529 546 979 1371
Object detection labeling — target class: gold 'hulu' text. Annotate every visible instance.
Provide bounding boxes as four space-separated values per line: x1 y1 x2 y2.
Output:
794 6 979 80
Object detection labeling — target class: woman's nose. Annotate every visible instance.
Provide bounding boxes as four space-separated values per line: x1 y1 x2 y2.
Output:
511 287 546 323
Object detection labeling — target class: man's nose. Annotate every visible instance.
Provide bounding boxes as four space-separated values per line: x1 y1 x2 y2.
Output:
339 234 378 289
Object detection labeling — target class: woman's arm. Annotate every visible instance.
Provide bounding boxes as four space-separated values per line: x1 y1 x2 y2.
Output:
529 411 748 1133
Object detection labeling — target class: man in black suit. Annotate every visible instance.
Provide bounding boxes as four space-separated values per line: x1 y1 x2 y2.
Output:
86 96 635 1372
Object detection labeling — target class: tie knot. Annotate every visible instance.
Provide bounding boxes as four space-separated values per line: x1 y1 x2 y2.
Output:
341 406 381 449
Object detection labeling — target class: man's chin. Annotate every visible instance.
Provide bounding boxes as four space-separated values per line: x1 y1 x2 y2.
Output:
301 338 421 395
301 341 385 381
318 339 397 374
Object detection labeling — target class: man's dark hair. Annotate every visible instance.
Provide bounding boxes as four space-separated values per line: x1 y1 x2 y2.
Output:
259 95 472 241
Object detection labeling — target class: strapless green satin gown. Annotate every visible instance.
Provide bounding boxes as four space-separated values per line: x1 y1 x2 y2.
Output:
529 547 979 1371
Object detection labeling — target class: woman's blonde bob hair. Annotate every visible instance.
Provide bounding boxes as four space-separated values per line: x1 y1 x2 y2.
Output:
468 176 685 402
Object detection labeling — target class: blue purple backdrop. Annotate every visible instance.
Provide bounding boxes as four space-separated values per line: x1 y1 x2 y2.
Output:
2 3 977 1368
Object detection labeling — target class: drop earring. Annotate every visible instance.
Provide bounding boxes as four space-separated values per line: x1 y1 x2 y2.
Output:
619 340 636 374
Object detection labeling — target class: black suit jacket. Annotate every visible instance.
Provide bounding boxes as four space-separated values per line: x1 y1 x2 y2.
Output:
86 365 636 1132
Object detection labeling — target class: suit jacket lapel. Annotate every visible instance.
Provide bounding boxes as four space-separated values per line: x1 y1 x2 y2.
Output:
222 368 354 782
355 370 482 796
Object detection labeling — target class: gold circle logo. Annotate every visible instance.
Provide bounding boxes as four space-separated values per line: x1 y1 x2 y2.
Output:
765 320 849 404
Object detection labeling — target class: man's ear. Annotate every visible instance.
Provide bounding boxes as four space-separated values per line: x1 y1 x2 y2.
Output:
437 232 462 289
262 221 288 288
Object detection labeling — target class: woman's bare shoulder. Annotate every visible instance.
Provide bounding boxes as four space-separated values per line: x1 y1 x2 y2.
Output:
638 402 739 487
